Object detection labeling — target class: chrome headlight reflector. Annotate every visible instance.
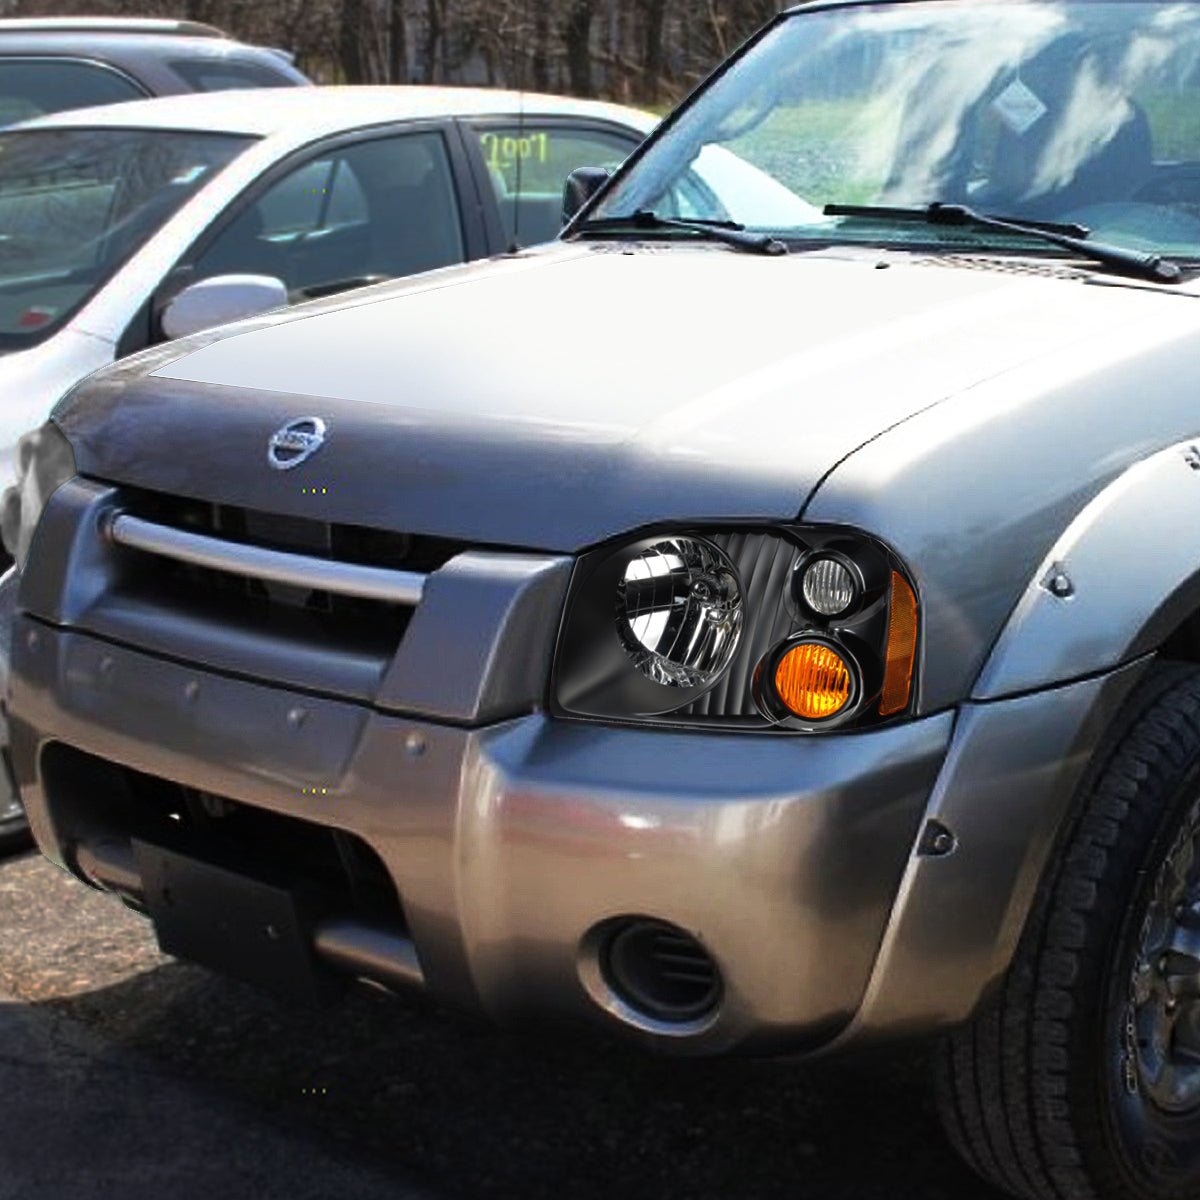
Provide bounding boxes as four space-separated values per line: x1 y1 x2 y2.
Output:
617 537 742 688
554 527 918 731
0 421 76 570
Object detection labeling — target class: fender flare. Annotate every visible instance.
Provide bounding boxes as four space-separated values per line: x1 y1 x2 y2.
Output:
829 442 1200 1046
974 438 1200 700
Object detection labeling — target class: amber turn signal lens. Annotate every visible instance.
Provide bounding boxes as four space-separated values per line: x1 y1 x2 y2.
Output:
774 642 853 720
880 572 917 715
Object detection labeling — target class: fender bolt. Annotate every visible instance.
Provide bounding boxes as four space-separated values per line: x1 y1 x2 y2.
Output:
287 708 307 729
183 681 199 703
920 820 956 856
405 732 427 758
1049 573 1074 598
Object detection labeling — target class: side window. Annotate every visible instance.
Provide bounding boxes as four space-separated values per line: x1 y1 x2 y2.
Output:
255 159 366 237
0 59 146 126
192 130 465 298
167 58 298 93
473 123 639 247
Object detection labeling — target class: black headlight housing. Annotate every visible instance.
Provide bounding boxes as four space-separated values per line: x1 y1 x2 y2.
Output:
551 526 919 733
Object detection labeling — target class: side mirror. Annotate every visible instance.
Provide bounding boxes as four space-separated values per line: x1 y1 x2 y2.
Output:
562 167 611 227
160 274 288 340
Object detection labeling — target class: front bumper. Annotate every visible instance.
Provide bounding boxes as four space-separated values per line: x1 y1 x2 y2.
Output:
11 613 953 1054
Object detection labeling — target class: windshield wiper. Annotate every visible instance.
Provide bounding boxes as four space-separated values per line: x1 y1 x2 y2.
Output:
825 202 1188 284
574 210 788 256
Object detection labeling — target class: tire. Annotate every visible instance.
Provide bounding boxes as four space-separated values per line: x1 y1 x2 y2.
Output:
0 806 30 856
934 662 1200 1200
0 753 29 856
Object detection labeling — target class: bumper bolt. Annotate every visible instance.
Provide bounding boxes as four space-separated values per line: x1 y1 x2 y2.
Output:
405 732 427 758
287 707 307 729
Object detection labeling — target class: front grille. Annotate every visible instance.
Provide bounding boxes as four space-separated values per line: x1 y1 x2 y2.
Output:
134 489 463 573
96 488 469 686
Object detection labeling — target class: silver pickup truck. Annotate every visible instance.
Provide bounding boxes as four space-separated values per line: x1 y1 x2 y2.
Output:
7 3 1200 1198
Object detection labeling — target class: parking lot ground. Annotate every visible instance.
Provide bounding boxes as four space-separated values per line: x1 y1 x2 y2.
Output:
0 848 1009 1200
0 981 434 1200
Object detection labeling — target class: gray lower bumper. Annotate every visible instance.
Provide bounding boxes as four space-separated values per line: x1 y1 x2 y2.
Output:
10 615 953 1054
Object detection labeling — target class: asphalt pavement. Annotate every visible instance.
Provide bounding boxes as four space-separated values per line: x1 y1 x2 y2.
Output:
0 980 433 1200
0 848 1007 1200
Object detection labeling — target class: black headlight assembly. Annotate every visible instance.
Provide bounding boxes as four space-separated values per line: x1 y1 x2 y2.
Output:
551 527 918 732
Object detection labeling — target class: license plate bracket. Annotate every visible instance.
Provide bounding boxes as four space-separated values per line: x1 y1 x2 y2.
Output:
133 840 333 1003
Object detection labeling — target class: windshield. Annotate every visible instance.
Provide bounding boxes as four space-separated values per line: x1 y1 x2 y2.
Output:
0 128 251 349
591 1 1200 258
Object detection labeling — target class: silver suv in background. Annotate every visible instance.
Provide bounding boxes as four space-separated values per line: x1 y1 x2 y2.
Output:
0 17 307 125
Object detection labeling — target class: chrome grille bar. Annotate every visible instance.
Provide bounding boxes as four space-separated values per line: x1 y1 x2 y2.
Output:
108 513 426 605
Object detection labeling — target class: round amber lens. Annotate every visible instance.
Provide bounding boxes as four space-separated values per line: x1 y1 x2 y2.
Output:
774 642 853 720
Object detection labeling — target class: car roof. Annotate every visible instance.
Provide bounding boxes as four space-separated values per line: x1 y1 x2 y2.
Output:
0 17 228 37
18 85 660 139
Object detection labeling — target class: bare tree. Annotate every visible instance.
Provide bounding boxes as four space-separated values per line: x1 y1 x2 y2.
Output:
387 0 408 82
563 0 594 96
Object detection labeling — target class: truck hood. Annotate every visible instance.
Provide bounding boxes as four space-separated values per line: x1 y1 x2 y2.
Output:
53 244 1193 551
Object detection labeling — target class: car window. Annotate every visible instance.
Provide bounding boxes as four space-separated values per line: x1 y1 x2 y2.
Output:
473 123 639 247
167 57 298 92
254 158 368 236
0 127 249 347
0 59 146 125
193 130 464 298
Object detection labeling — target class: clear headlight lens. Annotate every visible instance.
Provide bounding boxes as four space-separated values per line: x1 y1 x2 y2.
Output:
801 557 857 617
0 421 76 570
617 537 742 688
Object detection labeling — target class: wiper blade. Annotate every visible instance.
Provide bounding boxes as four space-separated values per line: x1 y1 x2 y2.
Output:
574 210 788 256
825 202 1187 284
825 203 1090 239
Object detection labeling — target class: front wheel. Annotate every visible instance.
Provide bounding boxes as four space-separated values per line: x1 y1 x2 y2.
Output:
0 786 30 856
935 663 1200 1200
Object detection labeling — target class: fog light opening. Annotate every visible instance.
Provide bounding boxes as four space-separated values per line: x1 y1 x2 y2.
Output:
602 918 722 1024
